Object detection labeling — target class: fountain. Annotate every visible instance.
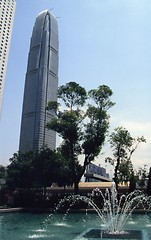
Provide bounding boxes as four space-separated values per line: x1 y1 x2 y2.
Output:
54 182 151 239
0 211 151 239
0 183 151 239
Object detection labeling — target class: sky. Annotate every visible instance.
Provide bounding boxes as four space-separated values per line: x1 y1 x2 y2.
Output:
0 0 151 175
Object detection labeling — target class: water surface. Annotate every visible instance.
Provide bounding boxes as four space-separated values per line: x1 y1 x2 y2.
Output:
0 212 151 239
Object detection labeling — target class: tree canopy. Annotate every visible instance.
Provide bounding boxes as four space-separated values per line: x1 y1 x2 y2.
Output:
105 126 146 189
6 148 61 191
47 81 115 193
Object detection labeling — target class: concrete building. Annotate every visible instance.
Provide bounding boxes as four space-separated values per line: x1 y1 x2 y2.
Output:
84 163 111 182
0 0 16 117
19 10 59 153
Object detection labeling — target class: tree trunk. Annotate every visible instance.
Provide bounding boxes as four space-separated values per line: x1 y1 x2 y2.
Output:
74 181 79 195
113 145 121 190
147 167 151 196
73 155 89 194
114 160 119 190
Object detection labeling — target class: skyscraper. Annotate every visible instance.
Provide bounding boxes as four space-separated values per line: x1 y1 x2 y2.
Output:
19 10 59 153
0 0 16 117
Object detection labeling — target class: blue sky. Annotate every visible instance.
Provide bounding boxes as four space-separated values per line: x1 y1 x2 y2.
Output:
0 0 151 174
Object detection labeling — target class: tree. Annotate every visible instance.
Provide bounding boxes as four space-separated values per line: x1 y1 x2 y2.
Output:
6 151 34 189
118 159 134 184
47 81 115 193
129 171 137 193
105 126 146 189
32 148 61 194
0 165 6 179
6 148 61 191
56 148 83 189
0 165 7 189
147 167 151 196
136 165 148 188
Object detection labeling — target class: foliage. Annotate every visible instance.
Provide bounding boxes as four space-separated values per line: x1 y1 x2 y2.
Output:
56 148 83 188
32 148 61 189
118 159 134 184
57 81 87 109
0 165 6 179
6 148 61 190
0 165 7 190
136 165 148 188
47 81 115 193
105 126 146 188
129 171 137 192
7 151 34 189
147 167 151 195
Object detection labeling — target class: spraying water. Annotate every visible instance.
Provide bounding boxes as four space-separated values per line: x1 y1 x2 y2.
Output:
53 182 151 238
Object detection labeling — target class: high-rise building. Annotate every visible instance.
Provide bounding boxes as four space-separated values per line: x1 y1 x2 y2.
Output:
19 10 59 153
0 0 16 117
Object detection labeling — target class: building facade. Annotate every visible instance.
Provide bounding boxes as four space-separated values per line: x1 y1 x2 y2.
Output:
19 10 59 153
0 0 16 117
84 163 111 182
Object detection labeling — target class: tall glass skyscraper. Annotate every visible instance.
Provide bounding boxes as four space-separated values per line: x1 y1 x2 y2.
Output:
0 0 16 117
19 10 59 153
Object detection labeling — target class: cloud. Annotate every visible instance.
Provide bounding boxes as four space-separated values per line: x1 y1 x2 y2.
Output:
120 121 151 137
106 118 151 171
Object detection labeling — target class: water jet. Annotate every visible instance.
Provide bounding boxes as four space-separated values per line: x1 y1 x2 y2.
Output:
55 183 151 239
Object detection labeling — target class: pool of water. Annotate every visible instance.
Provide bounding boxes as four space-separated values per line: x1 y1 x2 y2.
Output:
0 212 151 240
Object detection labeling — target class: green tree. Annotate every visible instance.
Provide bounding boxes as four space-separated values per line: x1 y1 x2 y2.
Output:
118 159 134 184
32 148 60 194
47 81 114 193
6 148 60 191
136 165 148 188
56 148 83 189
0 165 6 179
0 165 7 189
129 170 137 192
147 167 151 195
105 126 146 189
6 151 34 189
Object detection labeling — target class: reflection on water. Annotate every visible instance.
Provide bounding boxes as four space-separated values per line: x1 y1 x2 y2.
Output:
0 212 151 240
